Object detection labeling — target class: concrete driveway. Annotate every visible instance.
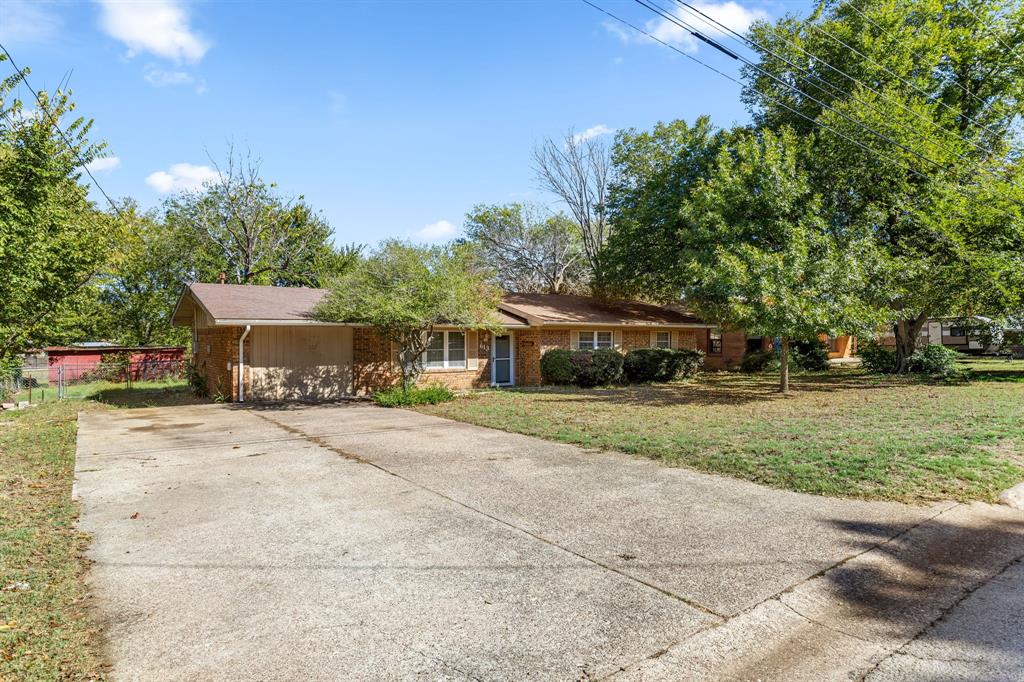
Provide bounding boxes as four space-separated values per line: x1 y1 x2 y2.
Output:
75 402 1024 681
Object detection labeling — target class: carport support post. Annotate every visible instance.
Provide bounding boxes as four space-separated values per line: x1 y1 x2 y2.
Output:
238 325 251 402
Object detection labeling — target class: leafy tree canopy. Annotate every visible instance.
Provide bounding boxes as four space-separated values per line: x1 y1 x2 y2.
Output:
313 240 503 388
163 149 360 288
0 59 117 363
463 202 587 294
679 128 882 391
742 0 1024 370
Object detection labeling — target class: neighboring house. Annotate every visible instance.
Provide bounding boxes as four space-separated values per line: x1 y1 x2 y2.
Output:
876 316 1006 353
171 283 750 402
45 345 186 382
821 335 857 360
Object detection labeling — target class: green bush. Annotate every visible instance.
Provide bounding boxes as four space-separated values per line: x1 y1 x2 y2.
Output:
909 344 960 376
571 348 624 387
540 348 576 385
740 350 779 373
669 348 705 378
792 339 831 371
858 341 897 374
624 348 705 382
623 348 673 382
374 383 455 407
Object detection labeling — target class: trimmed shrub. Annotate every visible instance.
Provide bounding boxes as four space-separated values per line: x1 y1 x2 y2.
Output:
792 339 830 371
624 348 705 382
909 344 960 376
374 383 455 407
859 341 896 374
672 348 705 377
572 348 624 387
740 349 779 373
540 348 576 385
623 348 673 383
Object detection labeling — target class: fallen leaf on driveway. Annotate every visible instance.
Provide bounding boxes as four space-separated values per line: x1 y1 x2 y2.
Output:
130 512 139 520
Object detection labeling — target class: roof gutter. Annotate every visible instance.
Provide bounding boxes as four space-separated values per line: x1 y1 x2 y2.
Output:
238 325 251 403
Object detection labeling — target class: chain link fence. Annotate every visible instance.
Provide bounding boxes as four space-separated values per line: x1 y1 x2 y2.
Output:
2 358 191 404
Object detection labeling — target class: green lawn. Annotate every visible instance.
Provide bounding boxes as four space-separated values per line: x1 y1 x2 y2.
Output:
0 381 201 681
419 358 1024 503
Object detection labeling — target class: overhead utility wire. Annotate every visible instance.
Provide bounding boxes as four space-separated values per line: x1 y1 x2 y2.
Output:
801 5 1007 139
580 0 1021 226
958 0 1021 55
0 43 129 354
843 0 995 111
668 0 1007 168
634 0 967 180
0 44 123 217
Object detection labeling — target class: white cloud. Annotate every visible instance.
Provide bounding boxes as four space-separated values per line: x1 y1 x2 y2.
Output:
142 65 207 93
96 0 210 63
145 163 219 193
413 220 457 242
143 65 192 86
85 156 122 173
0 0 62 46
573 124 615 144
604 1 768 54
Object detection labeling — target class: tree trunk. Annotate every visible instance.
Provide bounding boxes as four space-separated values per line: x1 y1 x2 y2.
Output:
779 338 790 394
893 315 928 373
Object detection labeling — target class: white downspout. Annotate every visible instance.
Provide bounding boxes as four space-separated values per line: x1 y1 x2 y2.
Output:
238 325 251 402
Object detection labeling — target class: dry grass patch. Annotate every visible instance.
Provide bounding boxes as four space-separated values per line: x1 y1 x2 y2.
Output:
419 362 1024 503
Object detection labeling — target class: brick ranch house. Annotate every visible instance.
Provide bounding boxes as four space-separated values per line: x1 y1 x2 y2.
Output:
172 283 755 402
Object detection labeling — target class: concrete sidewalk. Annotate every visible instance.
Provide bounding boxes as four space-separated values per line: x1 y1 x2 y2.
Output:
74 402 1024 680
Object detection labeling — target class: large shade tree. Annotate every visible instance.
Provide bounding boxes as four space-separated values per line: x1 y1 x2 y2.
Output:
164 149 358 288
672 129 880 392
463 203 587 294
0 61 115 370
599 116 735 298
313 240 504 389
742 0 1024 371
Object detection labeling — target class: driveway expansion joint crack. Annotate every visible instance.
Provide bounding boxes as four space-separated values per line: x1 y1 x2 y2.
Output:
251 411 728 621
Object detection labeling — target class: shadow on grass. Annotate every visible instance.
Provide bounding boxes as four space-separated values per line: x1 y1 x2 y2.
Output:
506 371 915 408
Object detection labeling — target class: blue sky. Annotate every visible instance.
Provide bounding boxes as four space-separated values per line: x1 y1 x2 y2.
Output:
2 0 812 246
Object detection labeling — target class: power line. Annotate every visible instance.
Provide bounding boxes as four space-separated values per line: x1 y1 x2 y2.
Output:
0 45 123 217
0 43 129 355
801 5 1007 141
634 0 972 182
668 0 1007 169
581 0 1021 225
958 0 1021 55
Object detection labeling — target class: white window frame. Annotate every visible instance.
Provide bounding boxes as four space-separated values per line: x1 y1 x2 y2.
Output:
424 330 467 370
577 330 613 350
652 331 672 349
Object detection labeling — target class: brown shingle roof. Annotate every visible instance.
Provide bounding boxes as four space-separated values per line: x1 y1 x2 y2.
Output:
177 283 330 323
173 284 704 328
499 293 708 327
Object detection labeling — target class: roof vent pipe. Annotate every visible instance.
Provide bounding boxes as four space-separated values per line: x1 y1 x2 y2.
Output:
238 325 251 402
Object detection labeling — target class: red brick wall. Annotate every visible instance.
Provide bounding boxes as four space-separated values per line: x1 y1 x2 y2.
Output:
194 326 250 400
621 329 650 351
352 327 399 394
516 329 542 386
699 329 747 370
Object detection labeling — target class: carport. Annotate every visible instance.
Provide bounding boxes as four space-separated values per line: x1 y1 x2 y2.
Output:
172 283 356 401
